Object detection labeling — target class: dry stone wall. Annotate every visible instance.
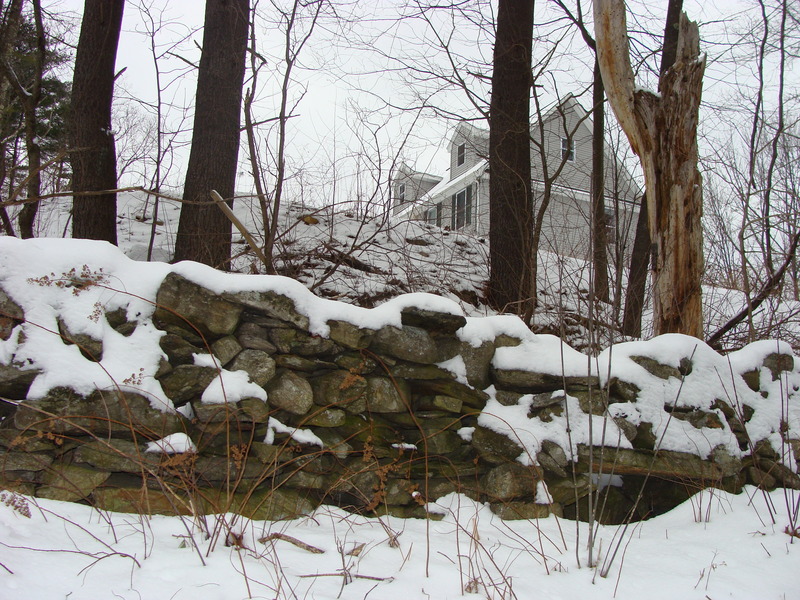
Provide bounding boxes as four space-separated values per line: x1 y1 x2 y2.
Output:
1 268 799 524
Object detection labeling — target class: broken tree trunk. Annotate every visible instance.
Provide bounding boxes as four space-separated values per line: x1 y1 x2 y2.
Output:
594 0 705 337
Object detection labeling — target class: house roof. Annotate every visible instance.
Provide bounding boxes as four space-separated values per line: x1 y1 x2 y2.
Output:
420 160 488 203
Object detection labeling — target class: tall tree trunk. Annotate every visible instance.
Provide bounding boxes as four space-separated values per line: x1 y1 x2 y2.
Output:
591 58 609 302
173 0 249 268
488 0 534 314
622 193 649 337
70 0 124 244
595 0 704 337
621 0 682 336
17 0 44 238
0 0 22 237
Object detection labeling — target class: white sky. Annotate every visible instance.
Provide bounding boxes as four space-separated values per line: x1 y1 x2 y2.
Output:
44 0 791 206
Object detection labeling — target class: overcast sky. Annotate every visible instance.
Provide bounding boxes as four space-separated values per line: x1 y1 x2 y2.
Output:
46 0 791 206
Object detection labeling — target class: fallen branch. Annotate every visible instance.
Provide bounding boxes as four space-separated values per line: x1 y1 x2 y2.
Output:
211 189 271 270
259 532 325 554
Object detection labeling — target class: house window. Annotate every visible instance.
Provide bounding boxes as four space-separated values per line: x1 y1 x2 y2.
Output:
456 143 466 166
561 137 574 162
451 185 473 229
604 207 616 245
398 183 406 205
426 202 443 227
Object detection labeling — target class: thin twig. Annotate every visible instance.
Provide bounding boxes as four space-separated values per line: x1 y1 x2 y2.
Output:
259 532 325 554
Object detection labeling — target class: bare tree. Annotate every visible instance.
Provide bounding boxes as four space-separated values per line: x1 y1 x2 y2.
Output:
488 0 534 314
173 0 249 268
3 0 44 239
0 0 24 236
595 0 705 337
70 0 124 244
243 0 325 273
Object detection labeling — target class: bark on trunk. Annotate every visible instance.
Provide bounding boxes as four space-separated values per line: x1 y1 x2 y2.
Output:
488 0 534 314
622 193 650 337
17 0 45 238
70 0 124 244
595 0 704 337
173 0 249 269
591 58 609 303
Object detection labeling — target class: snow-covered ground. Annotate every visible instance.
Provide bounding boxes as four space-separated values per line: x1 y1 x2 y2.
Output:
1 194 799 599
0 486 797 600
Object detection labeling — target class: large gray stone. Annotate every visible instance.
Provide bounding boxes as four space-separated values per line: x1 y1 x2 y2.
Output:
327 319 374 349
460 340 494 390
236 321 278 353
222 289 310 330
366 377 408 413
159 334 203 366
268 327 338 356
491 367 599 393
14 388 185 439
0 451 53 472
306 407 347 428
400 306 466 334
482 463 538 501
0 363 40 400
58 319 103 362
629 355 682 380
267 370 314 415
490 501 559 520
211 335 242 366
370 325 440 364
158 364 218 404
311 370 368 413
576 444 742 480
0 287 23 341
409 378 489 410
471 425 524 464
39 464 110 502
229 349 276 387
763 352 794 380
154 273 243 339
74 439 153 473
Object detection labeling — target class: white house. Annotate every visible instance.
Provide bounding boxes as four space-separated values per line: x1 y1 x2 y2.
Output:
393 95 642 262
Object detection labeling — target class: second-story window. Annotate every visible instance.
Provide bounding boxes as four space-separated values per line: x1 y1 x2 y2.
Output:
398 183 406 204
457 143 466 166
561 137 575 162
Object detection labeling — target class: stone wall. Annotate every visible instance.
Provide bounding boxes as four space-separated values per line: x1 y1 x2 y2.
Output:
1 268 799 524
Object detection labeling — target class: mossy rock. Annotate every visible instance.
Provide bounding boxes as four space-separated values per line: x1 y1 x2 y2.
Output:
311 370 368 413
0 450 53 472
489 501 558 520
39 464 111 502
267 370 314 415
211 335 242 366
229 349 277 387
159 334 203 366
482 463 539 501
14 388 186 440
400 306 466 334
223 289 310 330
327 319 374 349
0 363 40 400
74 439 153 473
92 486 191 515
471 425 524 464
154 272 243 339
370 325 440 364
